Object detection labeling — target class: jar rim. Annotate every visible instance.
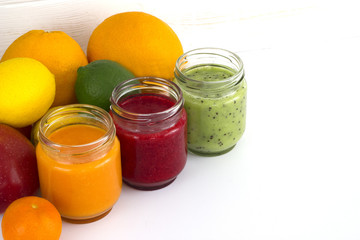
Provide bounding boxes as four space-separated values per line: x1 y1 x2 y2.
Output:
174 47 244 90
110 77 184 123
38 104 116 155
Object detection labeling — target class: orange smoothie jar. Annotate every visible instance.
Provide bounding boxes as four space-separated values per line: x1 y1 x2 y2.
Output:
36 104 122 221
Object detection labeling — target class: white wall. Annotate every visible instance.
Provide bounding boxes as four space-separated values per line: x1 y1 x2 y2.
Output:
1 0 357 56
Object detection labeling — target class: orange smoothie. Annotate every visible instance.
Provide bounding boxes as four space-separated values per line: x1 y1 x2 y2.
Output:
36 124 122 220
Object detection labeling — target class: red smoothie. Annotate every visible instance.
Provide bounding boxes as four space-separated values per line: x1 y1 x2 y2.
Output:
111 93 187 190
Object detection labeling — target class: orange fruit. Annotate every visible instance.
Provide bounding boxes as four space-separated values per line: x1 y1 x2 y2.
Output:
1 30 88 107
1 196 62 240
87 11 183 80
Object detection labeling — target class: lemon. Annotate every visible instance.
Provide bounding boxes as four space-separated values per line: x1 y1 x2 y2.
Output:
0 58 55 128
75 60 135 110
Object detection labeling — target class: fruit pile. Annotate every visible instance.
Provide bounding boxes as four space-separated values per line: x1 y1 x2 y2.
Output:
0 11 183 239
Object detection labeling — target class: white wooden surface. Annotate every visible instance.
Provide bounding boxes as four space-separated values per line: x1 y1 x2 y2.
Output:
1 0 360 239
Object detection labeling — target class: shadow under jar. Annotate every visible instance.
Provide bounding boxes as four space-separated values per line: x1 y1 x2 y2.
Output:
174 48 247 156
36 104 122 222
110 77 187 190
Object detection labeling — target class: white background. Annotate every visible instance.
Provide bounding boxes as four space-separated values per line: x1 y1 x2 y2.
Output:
1 0 360 239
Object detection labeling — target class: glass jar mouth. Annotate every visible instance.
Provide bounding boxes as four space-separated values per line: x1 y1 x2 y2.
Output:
174 47 245 91
110 77 184 123
38 104 116 155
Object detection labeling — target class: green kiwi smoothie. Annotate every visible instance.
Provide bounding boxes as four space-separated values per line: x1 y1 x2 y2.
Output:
176 65 247 156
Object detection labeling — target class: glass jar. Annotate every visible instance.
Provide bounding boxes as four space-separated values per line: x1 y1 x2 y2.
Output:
174 47 247 156
36 104 122 222
110 77 187 190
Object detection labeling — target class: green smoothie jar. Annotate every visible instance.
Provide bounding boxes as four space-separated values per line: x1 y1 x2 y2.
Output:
174 48 247 156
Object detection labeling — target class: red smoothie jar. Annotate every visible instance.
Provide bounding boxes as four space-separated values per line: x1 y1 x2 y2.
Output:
110 77 187 190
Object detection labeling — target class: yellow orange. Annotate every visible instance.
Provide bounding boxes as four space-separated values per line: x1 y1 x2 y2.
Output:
1 30 88 106
1 196 62 240
87 11 183 80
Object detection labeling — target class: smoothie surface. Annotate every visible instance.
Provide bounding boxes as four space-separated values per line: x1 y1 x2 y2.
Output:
183 65 235 82
118 94 175 114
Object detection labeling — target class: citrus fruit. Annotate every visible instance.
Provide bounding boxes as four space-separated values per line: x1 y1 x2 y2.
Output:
75 60 135 110
1 196 62 240
87 11 183 80
1 30 88 106
0 58 55 128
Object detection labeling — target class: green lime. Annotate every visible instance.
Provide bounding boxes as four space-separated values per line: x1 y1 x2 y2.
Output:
75 60 135 110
